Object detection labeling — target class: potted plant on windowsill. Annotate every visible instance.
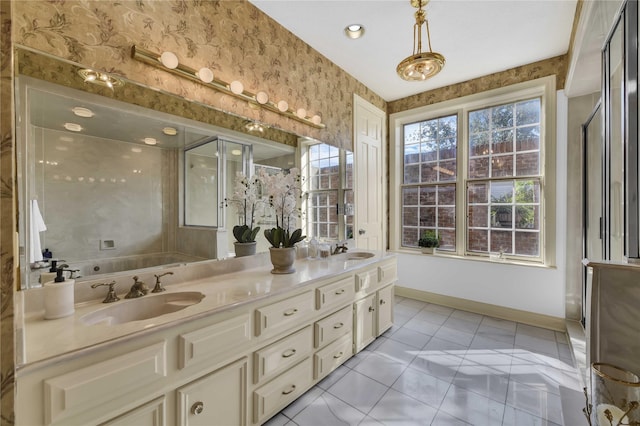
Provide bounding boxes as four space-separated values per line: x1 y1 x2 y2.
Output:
260 168 306 274
418 230 440 254
225 172 263 257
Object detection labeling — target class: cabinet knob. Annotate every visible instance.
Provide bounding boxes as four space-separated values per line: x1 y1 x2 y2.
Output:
283 308 298 317
191 401 204 415
368 306 375 312
282 384 296 395
282 348 297 358
380 299 386 305
333 322 344 329
333 351 344 359
335 289 345 295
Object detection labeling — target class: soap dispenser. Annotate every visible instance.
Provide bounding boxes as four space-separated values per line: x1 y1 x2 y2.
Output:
40 259 65 285
43 266 75 319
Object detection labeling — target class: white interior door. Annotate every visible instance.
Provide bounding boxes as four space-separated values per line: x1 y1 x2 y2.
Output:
354 95 385 251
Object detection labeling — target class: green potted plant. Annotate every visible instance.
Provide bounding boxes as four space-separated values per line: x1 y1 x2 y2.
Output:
418 230 440 254
225 172 263 257
259 168 306 273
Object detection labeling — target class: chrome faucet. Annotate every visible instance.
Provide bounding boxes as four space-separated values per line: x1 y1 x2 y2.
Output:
125 276 149 299
333 241 349 255
152 271 174 293
91 281 119 303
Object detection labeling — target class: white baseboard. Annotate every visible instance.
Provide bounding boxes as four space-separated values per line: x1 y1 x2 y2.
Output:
395 286 566 332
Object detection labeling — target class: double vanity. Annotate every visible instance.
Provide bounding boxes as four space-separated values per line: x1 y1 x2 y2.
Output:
16 251 397 425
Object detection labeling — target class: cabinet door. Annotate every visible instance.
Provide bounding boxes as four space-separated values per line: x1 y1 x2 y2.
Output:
100 397 165 426
376 285 394 336
177 357 247 426
354 294 376 353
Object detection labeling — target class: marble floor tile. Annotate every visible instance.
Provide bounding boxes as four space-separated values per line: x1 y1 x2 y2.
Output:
373 338 420 365
402 317 442 336
505 380 564 424
327 370 388 414
263 413 290 426
354 352 408 386
316 364 350 390
397 298 428 310
516 324 557 341
434 325 475 347
480 316 517 332
515 334 560 358
387 326 432 349
282 386 323 418
439 384 506 426
442 316 481 334
368 389 438 426
430 410 473 425
453 364 510 403
290 391 367 426
414 309 450 326
502 405 562 426
391 365 451 408
410 351 464 383
422 303 455 316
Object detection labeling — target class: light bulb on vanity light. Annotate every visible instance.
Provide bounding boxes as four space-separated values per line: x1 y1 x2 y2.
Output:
197 67 214 83
255 91 269 105
230 80 244 95
296 108 307 119
277 100 289 112
311 115 322 125
160 51 179 69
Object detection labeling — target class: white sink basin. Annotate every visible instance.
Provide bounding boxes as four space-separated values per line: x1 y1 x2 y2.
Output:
345 252 375 260
80 291 205 326
329 251 375 262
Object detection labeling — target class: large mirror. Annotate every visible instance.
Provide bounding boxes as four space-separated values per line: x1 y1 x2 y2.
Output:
16 48 299 289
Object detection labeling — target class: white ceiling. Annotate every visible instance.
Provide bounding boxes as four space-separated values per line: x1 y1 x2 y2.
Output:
250 0 578 102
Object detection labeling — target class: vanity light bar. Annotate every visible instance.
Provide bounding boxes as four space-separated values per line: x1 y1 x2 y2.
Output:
131 45 326 130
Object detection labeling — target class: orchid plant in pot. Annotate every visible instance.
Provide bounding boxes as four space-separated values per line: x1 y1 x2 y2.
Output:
225 172 264 257
259 168 306 274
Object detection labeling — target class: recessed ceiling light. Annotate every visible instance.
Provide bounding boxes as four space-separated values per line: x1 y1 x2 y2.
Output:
344 24 365 39
143 137 157 145
231 149 242 156
72 107 94 118
131 147 142 153
64 122 82 132
162 127 177 136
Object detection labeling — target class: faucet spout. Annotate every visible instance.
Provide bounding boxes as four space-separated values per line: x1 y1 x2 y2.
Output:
125 276 149 299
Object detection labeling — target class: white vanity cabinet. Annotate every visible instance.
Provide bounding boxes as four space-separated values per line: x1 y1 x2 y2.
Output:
354 259 397 352
176 357 248 426
16 254 397 426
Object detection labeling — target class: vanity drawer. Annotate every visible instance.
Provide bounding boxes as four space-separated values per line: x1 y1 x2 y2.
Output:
378 260 398 287
44 342 166 425
255 291 314 338
179 313 252 370
253 358 313 424
314 333 353 380
355 268 378 293
315 276 355 310
253 326 313 385
314 305 352 349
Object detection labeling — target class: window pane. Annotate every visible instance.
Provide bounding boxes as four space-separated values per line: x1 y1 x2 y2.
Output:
401 183 455 250
467 179 540 256
403 114 457 186
469 98 540 182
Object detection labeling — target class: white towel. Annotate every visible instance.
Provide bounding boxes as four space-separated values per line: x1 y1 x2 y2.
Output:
30 199 47 263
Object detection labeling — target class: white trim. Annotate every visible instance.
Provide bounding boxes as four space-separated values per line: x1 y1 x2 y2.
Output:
389 76 557 266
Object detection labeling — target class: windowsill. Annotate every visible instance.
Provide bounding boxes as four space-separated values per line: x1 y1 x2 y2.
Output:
389 248 556 269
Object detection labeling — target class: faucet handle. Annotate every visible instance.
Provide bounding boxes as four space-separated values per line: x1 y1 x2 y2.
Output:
152 271 174 293
91 281 119 303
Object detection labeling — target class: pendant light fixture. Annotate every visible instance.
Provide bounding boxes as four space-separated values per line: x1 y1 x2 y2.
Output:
396 0 445 81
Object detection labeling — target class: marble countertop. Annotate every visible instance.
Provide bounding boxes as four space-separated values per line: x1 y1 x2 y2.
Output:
17 250 393 371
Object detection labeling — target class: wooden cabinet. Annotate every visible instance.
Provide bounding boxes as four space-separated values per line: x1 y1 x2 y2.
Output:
177 358 247 426
377 284 394 335
17 255 396 426
252 358 313 424
100 397 166 426
354 294 377 352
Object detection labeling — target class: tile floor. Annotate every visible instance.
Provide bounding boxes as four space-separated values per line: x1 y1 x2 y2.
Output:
265 296 582 426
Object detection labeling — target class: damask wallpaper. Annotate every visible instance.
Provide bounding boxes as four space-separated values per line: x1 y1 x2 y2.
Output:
13 0 387 150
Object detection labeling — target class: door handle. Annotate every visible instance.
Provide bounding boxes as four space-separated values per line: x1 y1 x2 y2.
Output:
359 229 366 235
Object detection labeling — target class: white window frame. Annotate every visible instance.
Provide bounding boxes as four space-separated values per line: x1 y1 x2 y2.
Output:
389 76 557 265
300 141 353 242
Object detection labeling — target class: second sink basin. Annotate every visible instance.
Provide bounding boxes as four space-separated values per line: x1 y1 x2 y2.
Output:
345 252 375 260
80 291 205 326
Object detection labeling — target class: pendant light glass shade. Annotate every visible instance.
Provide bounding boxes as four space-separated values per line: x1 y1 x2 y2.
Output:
397 0 445 81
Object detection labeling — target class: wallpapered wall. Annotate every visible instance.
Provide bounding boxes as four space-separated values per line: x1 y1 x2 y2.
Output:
12 0 387 150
